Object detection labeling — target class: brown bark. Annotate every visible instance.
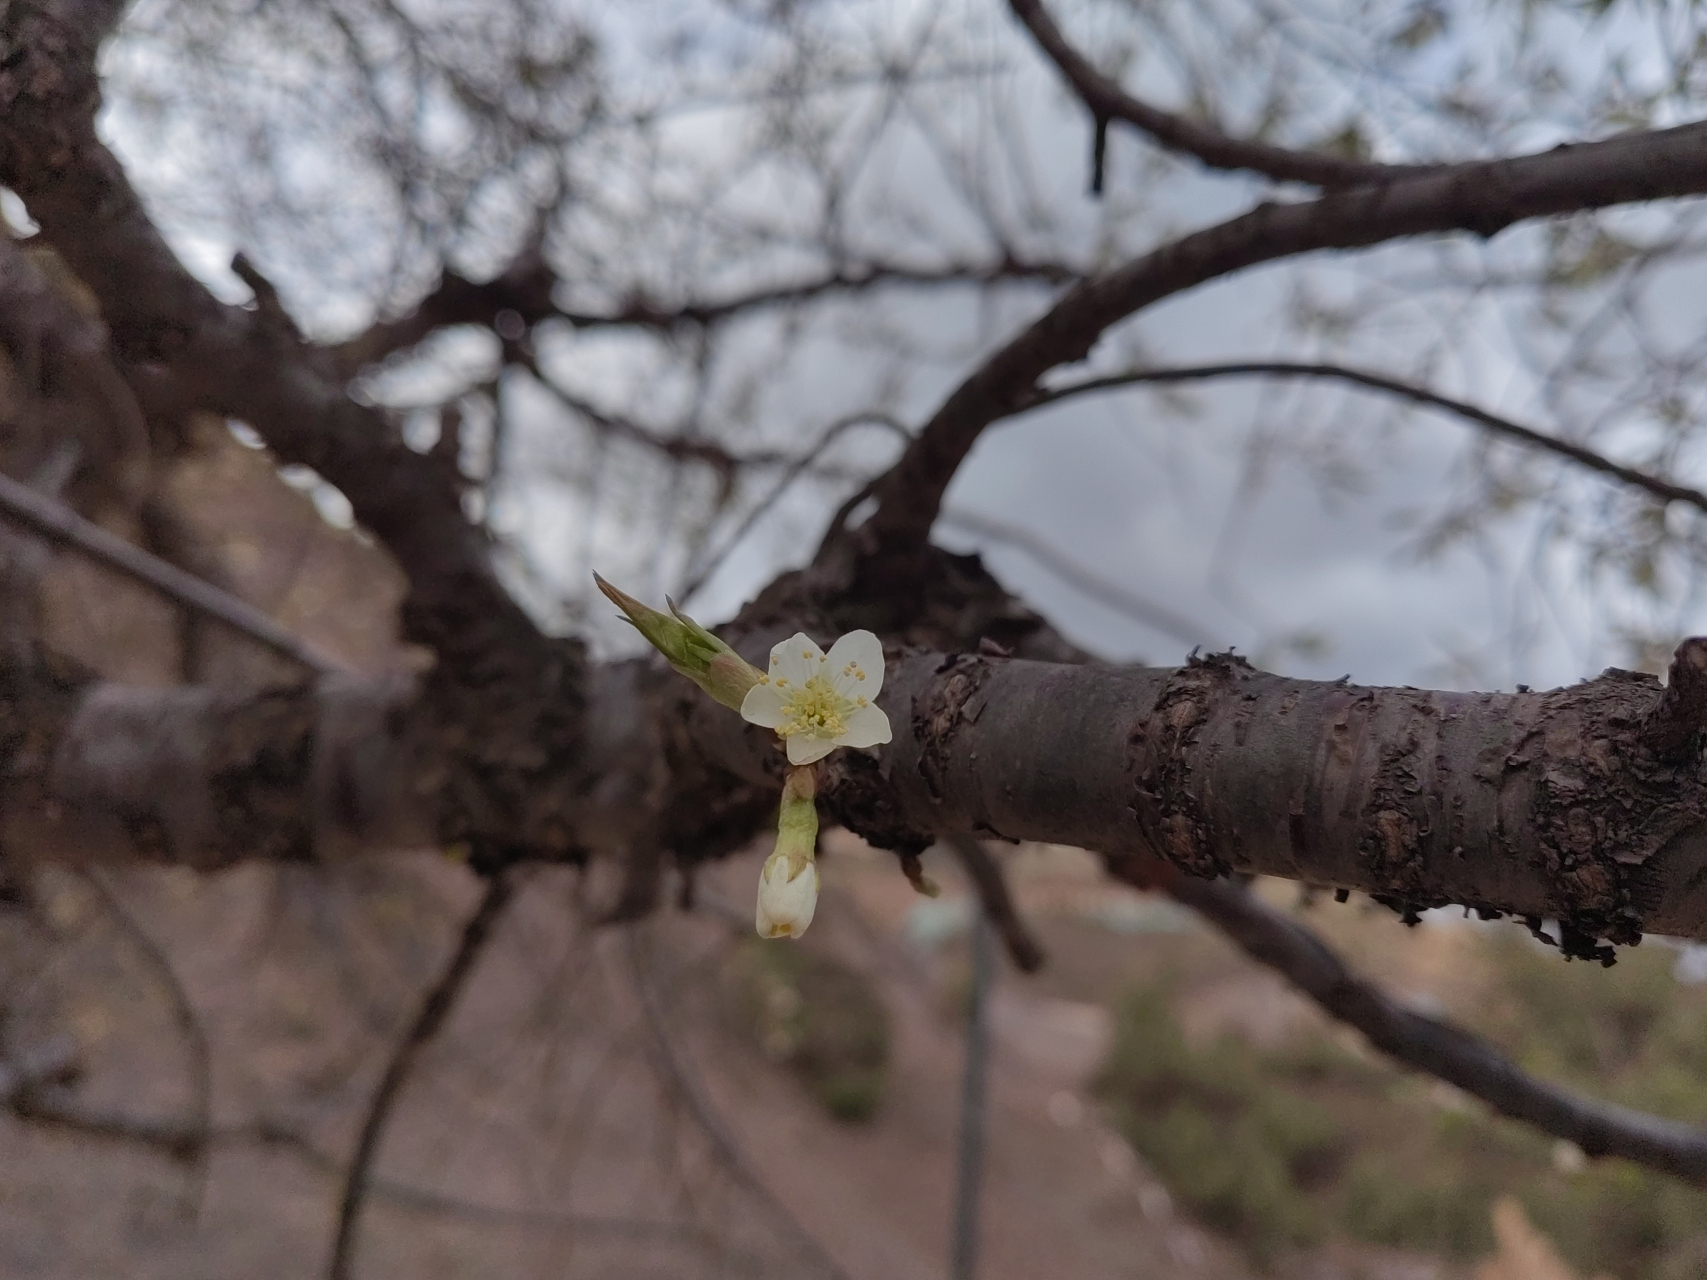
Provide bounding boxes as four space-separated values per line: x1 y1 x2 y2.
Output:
683 633 1707 949
17 622 1707 950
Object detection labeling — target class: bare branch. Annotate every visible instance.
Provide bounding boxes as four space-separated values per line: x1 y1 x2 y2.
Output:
334 256 1080 375
0 468 341 674
938 506 1208 647
863 120 1707 548
1157 870 1707 1185
328 869 515 1280
77 868 213 1210
624 928 853 1280
687 632 1707 951
1009 0 1433 187
0 7 545 672
1026 360 1707 515
678 412 913 602
7 1081 696 1240
942 834 1045 972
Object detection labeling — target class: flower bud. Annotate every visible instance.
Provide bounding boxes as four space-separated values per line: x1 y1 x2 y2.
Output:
593 573 763 710
756 766 819 939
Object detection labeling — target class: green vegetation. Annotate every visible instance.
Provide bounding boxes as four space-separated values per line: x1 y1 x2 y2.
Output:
1096 934 1707 1275
732 938 891 1123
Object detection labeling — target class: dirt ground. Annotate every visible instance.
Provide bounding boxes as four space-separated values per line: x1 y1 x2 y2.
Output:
0 835 1564 1280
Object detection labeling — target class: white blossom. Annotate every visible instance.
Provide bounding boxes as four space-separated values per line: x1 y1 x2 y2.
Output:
739 630 892 765
755 849 818 938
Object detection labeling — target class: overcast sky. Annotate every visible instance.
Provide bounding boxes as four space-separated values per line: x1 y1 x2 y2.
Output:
99 0 1707 696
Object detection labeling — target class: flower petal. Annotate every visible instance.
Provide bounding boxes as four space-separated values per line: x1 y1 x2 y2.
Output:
756 856 817 937
825 629 885 699
786 733 837 766
739 681 790 728
768 632 825 690
837 702 892 749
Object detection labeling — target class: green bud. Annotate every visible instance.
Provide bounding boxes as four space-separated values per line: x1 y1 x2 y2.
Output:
757 766 820 938
593 573 763 711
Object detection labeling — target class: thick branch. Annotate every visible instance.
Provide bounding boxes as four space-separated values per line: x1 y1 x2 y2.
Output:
691 638 1707 948
1643 636 1707 760
18 621 1707 949
865 120 1707 547
1009 0 1431 187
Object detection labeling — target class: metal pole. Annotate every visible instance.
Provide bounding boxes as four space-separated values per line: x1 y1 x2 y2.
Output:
950 899 992 1280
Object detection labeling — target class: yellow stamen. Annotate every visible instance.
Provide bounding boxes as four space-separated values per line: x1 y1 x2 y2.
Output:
776 675 854 742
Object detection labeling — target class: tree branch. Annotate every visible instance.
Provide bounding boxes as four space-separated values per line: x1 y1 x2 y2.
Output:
942 834 1045 972
77 868 213 1209
333 255 1080 375
689 634 1707 952
1643 636 1707 761
1008 0 1433 188
1025 360 1707 515
938 506 1208 647
328 870 514 1280
16 608 1707 957
0 468 341 673
0 3 545 673
1155 869 1707 1185
624 929 853 1280
863 119 1707 548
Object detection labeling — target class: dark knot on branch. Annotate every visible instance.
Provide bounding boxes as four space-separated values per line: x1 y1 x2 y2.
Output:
1642 637 1707 761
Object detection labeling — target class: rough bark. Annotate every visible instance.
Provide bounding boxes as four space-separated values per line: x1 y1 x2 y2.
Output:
17 618 1707 949
681 641 1707 949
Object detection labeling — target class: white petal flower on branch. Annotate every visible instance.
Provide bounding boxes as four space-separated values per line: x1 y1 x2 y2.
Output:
739 630 893 765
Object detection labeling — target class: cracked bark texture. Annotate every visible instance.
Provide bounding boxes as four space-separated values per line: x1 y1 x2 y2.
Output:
17 604 1707 954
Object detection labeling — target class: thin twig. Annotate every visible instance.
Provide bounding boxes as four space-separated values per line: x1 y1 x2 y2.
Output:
0 468 340 674
938 507 1207 648
679 412 912 604
622 928 854 1280
1154 871 1707 1184
1009 0 1435 187
334 256 1078 374
6 1086 694 1241
77 868 213 1214
942 834 1045 972
1026 360 1707 515
326 870 515 1280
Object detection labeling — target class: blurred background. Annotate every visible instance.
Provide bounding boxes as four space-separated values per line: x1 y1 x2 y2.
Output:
10 0 1707 1275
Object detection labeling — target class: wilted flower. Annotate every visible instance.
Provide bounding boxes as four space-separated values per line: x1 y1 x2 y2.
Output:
739 630 892 766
